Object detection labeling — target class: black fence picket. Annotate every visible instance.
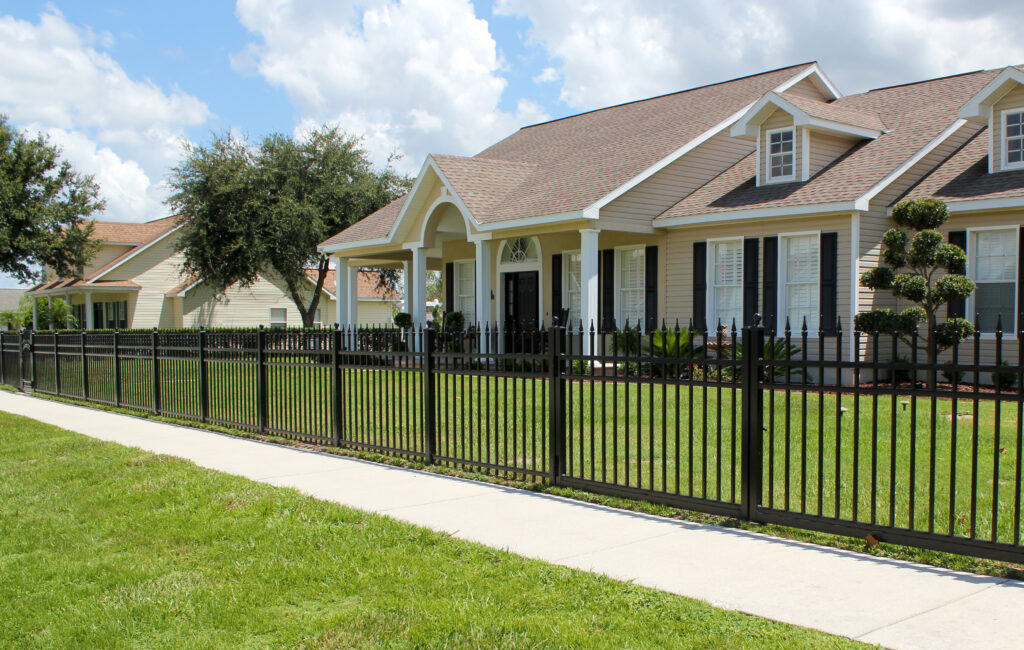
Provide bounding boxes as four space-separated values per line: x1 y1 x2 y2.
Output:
3 319 1024 564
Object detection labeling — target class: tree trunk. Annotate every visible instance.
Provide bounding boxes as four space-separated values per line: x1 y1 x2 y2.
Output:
282 260 329 328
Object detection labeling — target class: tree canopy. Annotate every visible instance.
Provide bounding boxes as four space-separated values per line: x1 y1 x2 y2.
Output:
167 126 411 327
0 115 103 283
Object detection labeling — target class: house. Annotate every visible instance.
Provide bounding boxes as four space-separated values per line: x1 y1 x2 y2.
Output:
319 61 1024 363
25 217 368 329
0 289 24 330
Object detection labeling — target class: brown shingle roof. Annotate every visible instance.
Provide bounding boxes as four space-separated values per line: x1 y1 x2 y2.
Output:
898 129 1024 204
657 68 1008 220
779 92 887 132
87 216 178 245
322 62 817 247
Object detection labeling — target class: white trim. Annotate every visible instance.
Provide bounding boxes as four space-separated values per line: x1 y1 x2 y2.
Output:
612 244 647 330
765 127 796 183
452 258 477 323
29 284 141 296
849 212 859 362
731 91 882 140
1000 107 1024 171
965 225 1020 334
561 248 582 327
800 127 810 182
856 118 968 209
774 62 842 100
776 230 822 336
655 201 858 227
989 113 995 174
959 66 1024 122
705 237 744 331
754 131 761 186
88 225 183 283
480 210 587 231
944 196 1024 213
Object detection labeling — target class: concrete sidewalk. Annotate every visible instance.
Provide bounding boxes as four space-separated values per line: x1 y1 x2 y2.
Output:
2 391 1021 649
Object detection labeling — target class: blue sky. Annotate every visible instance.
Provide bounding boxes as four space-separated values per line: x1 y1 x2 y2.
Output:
2 0 1023 289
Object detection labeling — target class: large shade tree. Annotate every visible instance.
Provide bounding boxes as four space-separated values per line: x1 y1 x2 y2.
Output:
0 115 103 283
855 198 975 387
167 126 410 327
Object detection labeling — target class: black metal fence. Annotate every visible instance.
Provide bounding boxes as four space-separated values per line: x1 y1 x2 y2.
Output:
2 320 1024 564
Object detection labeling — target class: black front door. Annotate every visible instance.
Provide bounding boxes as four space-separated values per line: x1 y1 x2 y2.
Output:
503 271 539 350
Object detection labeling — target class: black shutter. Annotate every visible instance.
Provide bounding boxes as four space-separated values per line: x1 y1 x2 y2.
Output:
644 245 658 332
948 230 967 320
445 262 454 312
1018 229 1024 335
601 249 615 330
743 238 759 327
762 236 778 331
551 253 563 325
693 241 707 332
820 232 838 335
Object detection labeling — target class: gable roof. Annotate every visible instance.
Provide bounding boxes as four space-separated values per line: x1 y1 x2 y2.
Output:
322 62 820 248
657 68 1009 223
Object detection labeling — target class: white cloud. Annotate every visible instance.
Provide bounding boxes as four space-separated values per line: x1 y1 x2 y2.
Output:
532 66 559 83
496 0 1024 110
0 8 210 221
235 0 548 173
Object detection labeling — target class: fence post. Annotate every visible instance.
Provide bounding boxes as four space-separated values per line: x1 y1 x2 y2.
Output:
54 333 62 397
22 330 33 392
81 330 89 400
113 330 122 407
257 326 268 434
331 325 342 446
0 334 5 386
423 327 436 465
740 316 765 522
548 325 566 483
198 328 209 422
151 328 161 414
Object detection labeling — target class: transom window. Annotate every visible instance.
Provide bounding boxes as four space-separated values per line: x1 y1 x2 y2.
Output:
618 248 645 328
781 234 819 332
709 240 742 329
970 229 1017 332
1005 110 1024 169
500 237 538 264
454 260 476 324
565 252 582 328
767 128 795 181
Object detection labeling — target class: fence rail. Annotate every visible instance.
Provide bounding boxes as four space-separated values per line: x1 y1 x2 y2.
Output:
2 320 1024 565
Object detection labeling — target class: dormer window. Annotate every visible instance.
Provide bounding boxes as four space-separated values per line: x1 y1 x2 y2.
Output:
767 128 795 182
1004 110 1024 169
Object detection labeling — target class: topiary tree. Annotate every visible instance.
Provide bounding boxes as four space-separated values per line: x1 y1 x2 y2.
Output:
855 198 975 387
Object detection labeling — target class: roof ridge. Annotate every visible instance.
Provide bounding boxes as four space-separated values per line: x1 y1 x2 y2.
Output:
432 153 536 167
866 68 986 93
517 62 817 131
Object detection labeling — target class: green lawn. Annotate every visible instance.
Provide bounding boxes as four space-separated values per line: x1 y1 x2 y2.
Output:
0 411 861 648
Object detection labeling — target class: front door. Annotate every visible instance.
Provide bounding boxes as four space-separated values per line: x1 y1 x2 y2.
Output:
503 271 539 351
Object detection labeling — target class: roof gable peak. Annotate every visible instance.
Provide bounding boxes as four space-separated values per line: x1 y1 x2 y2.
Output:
959 66 1024 123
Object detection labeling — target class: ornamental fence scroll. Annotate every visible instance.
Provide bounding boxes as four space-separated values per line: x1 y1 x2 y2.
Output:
2 317 1024 564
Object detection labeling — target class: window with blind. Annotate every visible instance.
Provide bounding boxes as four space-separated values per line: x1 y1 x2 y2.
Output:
1005 110 1024 169
781 234 819 332
565 252 582 327
269 307 287 328
767 128 795 181
971 229 1017 332
618 248 645 328
455 260 476 324
709 240 742 329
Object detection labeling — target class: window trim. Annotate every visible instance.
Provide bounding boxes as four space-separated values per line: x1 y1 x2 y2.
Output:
1002 108 1024 171
452 258 476 324
705 236 744 332
612 245 646 331
269 307 287 328
776 230 821 337
765 127 796 183
966 224 1019 335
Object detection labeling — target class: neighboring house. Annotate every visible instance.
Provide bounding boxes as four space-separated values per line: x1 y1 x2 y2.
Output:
316 269 401 327
0 288 24 330
26 218 344 329
320 61 1024 363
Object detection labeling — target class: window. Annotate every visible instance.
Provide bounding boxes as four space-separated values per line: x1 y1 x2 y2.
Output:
1004 110 1024 169
72 304 85 329
618 248 645 328
709 240 743 329
269 308 287 328
454 260 476 324
781 234 819 332
767 128 795 181
312 308 322 328
970 229 1017 332
500 237 538 264
565 252 582 327
103 300 128 329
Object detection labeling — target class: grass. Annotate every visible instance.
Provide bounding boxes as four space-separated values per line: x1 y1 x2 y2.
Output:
0 411 862 649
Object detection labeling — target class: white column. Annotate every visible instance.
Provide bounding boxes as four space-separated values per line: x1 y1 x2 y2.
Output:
85 292 94 330
580 229 600 353
402 260 412 315
411 247 427 327
32 298 38 330
474 240 492 330
334 260 347 327
346 266 359 328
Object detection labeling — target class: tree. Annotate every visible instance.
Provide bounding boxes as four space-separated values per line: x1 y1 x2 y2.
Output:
855 198 975 387
0 115 103 282
0 295 76 330
167 126 411 327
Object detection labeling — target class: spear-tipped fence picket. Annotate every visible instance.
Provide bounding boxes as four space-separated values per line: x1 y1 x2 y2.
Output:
3 316 1024 564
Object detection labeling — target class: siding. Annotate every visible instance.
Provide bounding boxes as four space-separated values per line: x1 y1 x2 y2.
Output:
807 132 858 177
601 130 753 223
101 236 189 329
83 244 135 278
183 272 338 328
759 109 798 184
784 76 829 101
992 84 1024 173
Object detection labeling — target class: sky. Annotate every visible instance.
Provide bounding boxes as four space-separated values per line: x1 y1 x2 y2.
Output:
2 0 1024 289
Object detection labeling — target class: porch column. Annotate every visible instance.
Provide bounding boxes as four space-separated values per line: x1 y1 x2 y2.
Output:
85 292 94 330
346 265 359 328
411 247 427 327
334 260 348 327
32 298 38 330
402 260 411 316
474 240 492 330
65 293 72 328
580 229 600 353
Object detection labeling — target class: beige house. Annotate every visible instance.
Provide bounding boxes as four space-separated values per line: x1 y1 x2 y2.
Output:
319 62 1024 361
26 219 396 329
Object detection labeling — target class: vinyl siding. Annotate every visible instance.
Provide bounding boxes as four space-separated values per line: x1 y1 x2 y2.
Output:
182 272 338 328
83 244 135 278
785 77 830 101
807 132 859 177
992 84 1024 173
97 235 188 329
